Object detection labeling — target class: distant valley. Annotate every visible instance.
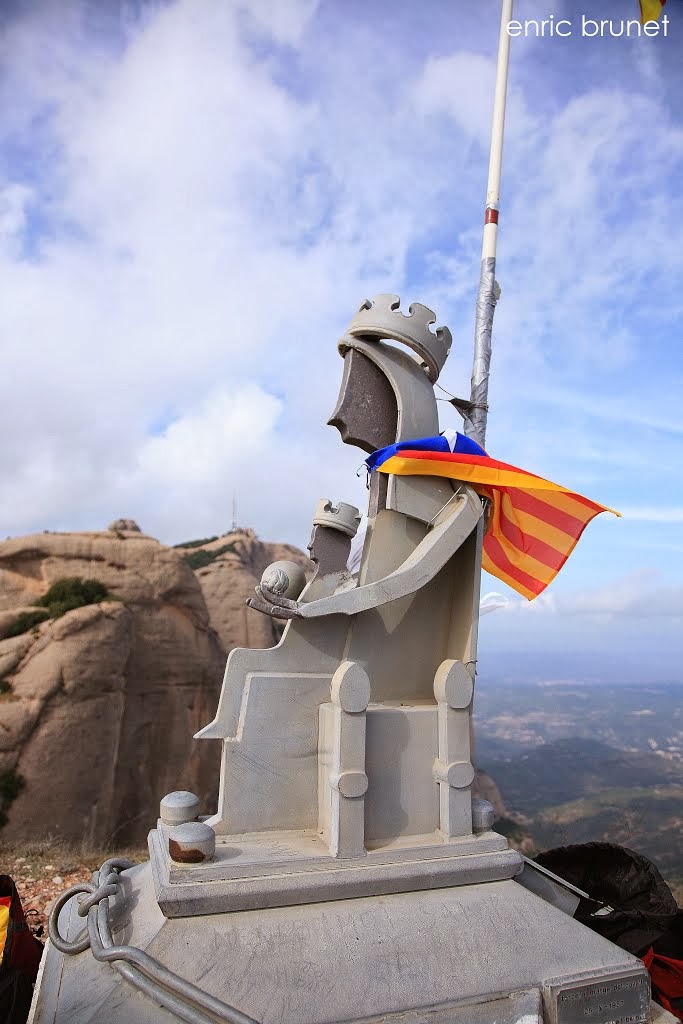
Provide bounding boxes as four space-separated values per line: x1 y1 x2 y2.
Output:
474 680 683 761
475 682 683 887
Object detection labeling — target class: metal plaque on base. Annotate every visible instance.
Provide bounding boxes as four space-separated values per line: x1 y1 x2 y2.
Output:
545 967 650 1024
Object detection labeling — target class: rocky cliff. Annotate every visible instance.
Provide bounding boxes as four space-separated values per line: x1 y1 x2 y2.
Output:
186 530 311 653
0 522 502 846
0 523 311 846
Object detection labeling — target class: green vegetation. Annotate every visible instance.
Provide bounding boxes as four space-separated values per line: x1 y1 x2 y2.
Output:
35 577 110 619
482 737 682 813
494 816 527 842
0 768 25 829
7 578 112 637
531 785 683 876
6 609 50 637
538 785 683 825
183 549 215 570
173 536 219 550
183 542 238 570
477 686 683 882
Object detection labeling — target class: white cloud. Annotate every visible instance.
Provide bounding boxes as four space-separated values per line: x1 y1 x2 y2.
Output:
486 569 683 620
0 184 34 244
135 385 283 489
483 590 558 615
562 572 683 619
479 591 512 615
1 0 682 615
620 507 683 523
240 0 320 45
414 54 498 146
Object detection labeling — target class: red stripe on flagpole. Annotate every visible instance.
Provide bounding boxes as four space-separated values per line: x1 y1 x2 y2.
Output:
485 208 499 224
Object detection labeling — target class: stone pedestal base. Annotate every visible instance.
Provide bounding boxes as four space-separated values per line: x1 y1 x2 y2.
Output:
149 822 521 916
31 861 651 1024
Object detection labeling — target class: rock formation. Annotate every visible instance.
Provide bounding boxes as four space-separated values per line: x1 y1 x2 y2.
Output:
0 524 502 846
183 529 312 652
0 526 311 846
472 767 506 819
107 519 142 533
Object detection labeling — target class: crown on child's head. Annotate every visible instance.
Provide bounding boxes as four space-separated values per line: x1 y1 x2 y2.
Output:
345 294 452 383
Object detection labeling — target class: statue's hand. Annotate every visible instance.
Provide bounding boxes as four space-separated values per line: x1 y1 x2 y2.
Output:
247 584 302 620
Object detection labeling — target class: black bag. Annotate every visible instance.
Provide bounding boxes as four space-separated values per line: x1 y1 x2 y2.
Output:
0 967 34 1024
535 842 678 955
0 875 43 1024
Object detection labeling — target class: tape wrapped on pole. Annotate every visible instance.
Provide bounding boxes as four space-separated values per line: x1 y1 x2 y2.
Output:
466 0 513 449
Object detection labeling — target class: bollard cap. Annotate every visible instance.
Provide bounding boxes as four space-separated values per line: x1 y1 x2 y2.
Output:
160 791 200 826
472 798 496 834
168 821 216 863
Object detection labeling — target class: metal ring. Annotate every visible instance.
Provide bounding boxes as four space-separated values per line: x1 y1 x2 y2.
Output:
99 858 134 880
77 882 119 917
47 883 96 954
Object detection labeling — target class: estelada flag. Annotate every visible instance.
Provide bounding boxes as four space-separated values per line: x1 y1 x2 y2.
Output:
639 0 666 22
366 431 620 601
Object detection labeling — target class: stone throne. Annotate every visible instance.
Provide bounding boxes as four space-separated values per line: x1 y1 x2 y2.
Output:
37 298 652 1024
148 296 521 916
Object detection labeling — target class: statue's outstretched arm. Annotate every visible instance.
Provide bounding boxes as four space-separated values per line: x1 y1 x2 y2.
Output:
248 487 483 620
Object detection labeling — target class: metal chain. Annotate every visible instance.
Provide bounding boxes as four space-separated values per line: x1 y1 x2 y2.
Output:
47 859 258 1024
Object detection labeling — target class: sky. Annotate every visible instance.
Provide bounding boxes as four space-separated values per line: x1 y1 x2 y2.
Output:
1 0 682 680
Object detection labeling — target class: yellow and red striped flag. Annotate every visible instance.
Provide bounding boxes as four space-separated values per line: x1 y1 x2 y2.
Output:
367 435 620 601
639 0 666 22
0 897 10 959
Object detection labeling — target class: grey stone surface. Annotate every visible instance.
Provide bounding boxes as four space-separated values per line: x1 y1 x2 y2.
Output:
347 295 452 383
183 296 492 913
159 791 200 826
168 820 216 863
516 858 583 918
471 798 496 833
149 824 518 917
343 989 544 1024
260 560 307 599
32 864 650 1024
364 704 439 842
31 295 652 1024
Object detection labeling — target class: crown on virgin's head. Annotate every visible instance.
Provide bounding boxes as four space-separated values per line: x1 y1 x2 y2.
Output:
345 294 452 383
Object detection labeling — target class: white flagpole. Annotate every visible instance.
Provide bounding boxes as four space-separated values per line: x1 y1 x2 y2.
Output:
465 0 513 447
